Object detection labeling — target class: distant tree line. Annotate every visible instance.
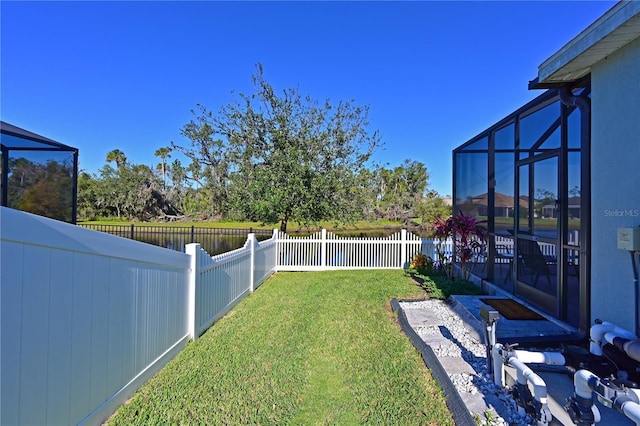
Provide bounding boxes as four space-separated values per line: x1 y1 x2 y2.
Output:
78 65 451 232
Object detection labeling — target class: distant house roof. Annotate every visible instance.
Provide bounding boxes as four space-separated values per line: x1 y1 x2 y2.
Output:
471 192 528 209
0 121 77 152
531 0 640 87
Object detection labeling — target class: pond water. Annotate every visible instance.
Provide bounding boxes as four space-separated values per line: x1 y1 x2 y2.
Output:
79 224 273 256
80 224 413 256
137 232 260 256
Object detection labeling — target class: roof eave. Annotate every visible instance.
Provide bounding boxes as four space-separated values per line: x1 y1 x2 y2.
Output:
536 1 640 86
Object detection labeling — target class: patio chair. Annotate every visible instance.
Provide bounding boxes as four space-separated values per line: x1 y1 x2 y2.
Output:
495 243 515 283
472 242 488 272
471 239 515 284
517 239 556 286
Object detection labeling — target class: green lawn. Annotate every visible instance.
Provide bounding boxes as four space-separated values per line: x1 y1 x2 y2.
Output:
410 271 484 299
107 270 455 425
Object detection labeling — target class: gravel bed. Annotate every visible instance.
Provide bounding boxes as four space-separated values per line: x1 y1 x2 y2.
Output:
400 299 536 426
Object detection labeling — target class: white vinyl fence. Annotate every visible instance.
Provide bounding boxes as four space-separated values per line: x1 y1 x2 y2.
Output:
1 208 442 426
0 207 276 426
277 229 450 271
186 230 278 338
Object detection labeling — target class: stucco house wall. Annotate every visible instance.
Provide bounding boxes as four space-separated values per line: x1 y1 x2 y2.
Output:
590 36 640 330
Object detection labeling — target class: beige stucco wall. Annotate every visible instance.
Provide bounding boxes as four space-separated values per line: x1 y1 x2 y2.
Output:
590 36 640 331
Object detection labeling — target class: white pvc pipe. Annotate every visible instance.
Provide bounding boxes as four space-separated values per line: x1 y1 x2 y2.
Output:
574 370 603 424
628 388 640 403
620 389 640 425
493 344 505 387
509 357 548 404
492 344 556 424
574 369 598 399
622 401 640 426
604 331 619 345
590 321 637 356
512 349 566 365
492 345 565 390
624 341 640 363
593 404 603 424
509 357 553 425
600 330 640 362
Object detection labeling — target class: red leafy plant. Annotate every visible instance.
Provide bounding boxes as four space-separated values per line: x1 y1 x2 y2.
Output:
432 216 454 277
432 212 486 280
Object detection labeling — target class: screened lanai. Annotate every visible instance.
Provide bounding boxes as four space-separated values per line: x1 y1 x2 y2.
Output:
1 121 78 223
452 80 591 331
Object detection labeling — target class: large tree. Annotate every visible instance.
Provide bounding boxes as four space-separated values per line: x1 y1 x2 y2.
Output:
172 109 231 218
416 190 453 235
90 151 174 220
374 159 429 223
176 64 382 232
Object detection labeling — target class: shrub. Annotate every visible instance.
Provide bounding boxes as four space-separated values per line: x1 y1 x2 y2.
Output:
409 253 433 273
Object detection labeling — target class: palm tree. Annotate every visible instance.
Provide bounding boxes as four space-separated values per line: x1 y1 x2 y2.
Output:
154 147 172 187
106 149 127 168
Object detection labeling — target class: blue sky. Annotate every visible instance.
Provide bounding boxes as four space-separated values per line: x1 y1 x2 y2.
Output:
1 1 616 196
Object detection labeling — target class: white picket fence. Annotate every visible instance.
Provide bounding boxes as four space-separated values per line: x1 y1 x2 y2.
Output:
277 228 451 270
186 230 278 338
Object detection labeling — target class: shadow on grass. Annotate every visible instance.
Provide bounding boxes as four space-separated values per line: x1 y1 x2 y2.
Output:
408 270 484 299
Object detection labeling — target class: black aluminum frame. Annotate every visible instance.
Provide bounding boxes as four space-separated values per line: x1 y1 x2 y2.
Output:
452 80 591 331
1 121 79 223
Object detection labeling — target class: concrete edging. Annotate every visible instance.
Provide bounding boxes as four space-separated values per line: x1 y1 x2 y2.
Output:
391 298 476 426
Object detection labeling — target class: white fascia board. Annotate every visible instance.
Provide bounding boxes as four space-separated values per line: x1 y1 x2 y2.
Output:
538 1 640 84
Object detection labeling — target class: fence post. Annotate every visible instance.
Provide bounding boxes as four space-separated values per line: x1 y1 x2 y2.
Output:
273 229 279 271
321 228 327 269
248 233 256 292
401 229 407 268
185 243 200 340
130 223 135 240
